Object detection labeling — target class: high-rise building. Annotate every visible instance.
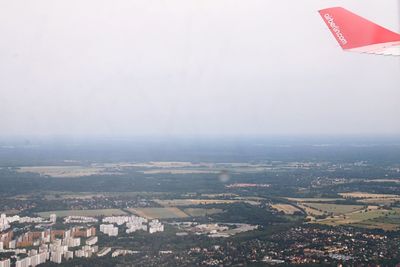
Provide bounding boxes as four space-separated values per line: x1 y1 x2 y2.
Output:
64 251 74 260
97 247 111 257
8 240 16 249
149 220 164 234
0 214 10 232
15 257 30 267
50 251 62 264
49 214 57 224
86 236 98 246
99 224 118 236
0 259 11 267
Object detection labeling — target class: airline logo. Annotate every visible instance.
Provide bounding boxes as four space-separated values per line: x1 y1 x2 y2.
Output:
319 7 400 55
323 13 348 45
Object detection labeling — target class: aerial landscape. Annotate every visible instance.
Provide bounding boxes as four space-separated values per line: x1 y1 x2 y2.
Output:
1 0 400 266
1 137 400 266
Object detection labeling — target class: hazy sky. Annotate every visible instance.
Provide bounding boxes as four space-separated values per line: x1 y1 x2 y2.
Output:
0 0 399 136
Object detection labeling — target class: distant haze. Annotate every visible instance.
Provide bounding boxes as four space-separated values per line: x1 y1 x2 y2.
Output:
0 0 399 136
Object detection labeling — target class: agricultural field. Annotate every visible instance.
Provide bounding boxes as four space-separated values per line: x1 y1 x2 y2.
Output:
131 161 198 168
36 191 168 201
10 192 105 201
17 166 120 178
43 192 105 200
339 192 400 205
339 192 400 199
200 193 239 198
302 203 364 216
37 209 127 218
286 198 342 203
128 207 189 219
296 203 325 217
317 207 400 231
357 210 400 231
183 208 224 217
363 179 400 183
142 169 219 174
271 204 301 214
357 198 400 205
155 199 239 206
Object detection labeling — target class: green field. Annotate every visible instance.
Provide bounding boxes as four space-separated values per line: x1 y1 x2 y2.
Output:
286 198 342 203
37 209 127 218
303 203 364 215
183 208 223 217
351 209 400 231
317 208 400 230
155 199 238 206
128 207 189 219
40 191 169 200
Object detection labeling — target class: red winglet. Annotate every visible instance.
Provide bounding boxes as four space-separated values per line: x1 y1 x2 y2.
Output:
318 7 400 50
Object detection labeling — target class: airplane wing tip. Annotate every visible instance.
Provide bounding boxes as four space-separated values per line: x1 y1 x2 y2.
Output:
318 6 400 54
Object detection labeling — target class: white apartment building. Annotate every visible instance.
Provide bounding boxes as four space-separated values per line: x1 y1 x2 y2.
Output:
50 251 63 264
97 247 111 257
64 251 74 260
126 222 147 233
0 214 10 232
100 224 118 236
86 236 98 246
64 216 98 224
0 259 10 267
28 252 47 267
62 237 81 247
49 214 57 224
149 219 164 234
8 240 16 249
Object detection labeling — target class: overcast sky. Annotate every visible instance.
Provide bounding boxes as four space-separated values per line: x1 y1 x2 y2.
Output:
0 0 399 137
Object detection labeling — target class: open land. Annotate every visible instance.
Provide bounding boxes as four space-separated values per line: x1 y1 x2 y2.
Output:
271 204 301 214
17 166 120 178
37 209 127 218
2 138 400 266
183 208 224 217
128 207 189 219
155 199 240 206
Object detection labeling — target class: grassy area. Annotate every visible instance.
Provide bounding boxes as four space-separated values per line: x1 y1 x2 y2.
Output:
128 207 189 219
357 198 400 205
183 208 223 217
17 166 118 178
37 209 127 218
38 191 170 200
271 204 301 214
318 209 387 225
316 207 400 230
302 203 364 215
142 169 219 174
43 193 103 200
297 203 325 216
155 199 239 206
336 192 400 206
359 211 400 230
339 192 400 199
286 198 342 203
